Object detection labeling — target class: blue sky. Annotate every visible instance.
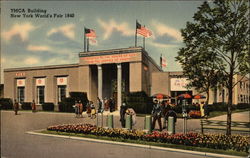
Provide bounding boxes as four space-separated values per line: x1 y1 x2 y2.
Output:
1 1 204 83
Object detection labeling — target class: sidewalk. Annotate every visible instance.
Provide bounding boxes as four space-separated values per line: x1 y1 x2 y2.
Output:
209 111 250 122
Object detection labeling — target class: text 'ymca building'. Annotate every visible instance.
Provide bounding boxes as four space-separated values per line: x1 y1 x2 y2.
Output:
4 47 250 110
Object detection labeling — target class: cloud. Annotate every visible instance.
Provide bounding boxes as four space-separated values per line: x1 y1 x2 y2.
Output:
2 22 36 41
98 19 134 40
47 24 75 40
24 57 40 65
152 20 182 41
27 45 51 51
148 41 179 48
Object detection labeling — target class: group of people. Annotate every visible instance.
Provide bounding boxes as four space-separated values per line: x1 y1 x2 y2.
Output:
73 100 84 118
151 99 177 131
75 97 116 119
193 101 210 118
13 99 37 115
119 102 136 128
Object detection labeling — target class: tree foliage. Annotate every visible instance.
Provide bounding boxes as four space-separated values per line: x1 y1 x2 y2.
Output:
176 0 249 135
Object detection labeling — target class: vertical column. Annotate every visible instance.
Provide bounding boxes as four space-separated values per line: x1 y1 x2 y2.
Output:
98 65 103 100
117 63 122 111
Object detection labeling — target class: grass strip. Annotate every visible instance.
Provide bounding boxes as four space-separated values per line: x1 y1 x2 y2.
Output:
41 130 248 157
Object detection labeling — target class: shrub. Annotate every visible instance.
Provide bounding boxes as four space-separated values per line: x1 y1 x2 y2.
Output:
58 97 75 113
21 102 32 110
237 103 249 109
125 91 153 114
42 102 54 111
0 98 13 110
210 102 236 112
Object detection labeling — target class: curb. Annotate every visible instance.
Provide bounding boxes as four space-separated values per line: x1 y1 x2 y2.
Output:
26 130 244 158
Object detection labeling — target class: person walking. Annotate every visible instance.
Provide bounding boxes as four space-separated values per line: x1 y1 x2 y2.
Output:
97 97 103 113
79 100 83 118
73 101 79 118
31 100 36 113
162 100 171 129
203 103 209 119
200 101 205 117
152 99 162 131
13 99 19 115
120 102 128 128
90 101 96 119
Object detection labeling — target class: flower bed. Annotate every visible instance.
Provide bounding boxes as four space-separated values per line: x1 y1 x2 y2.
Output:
188 110 201 118
47 124 250 153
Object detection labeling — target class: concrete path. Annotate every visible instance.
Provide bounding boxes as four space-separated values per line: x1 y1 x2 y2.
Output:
209 111 250 122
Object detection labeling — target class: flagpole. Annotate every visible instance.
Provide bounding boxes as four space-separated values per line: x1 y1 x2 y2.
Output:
160 54 162 69
143 25 145 49
135 20 137 47
87 38 89 52
84 27 86 52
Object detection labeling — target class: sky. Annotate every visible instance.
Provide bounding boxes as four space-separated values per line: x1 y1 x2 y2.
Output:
0 1 204 84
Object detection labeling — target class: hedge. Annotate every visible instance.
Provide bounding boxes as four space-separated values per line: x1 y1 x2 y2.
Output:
21 102 32 110
236 103 249 109
0 98 13 110
58 97 75 113
42 102 54 111
125 91 153 114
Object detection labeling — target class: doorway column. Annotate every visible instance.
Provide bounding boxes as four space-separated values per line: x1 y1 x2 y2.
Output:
97 65 103 100
117 63 122 111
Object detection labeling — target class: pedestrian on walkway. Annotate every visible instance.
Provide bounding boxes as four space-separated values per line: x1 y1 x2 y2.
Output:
200 101 205 117
120 102 128 128
86 101 91 117
73 101 79 118
162 100 171 129
203 103 209 119
79 100 83 118
126 108 136 126
152 99 162 131
13 99 19 115
90 101 96 119
31 100 36 113
97 97 104 113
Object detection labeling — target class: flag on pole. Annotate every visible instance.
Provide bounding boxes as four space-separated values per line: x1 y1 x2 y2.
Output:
85 28 96 38
84 28 97 48
136 21 152 37
160 54 167 68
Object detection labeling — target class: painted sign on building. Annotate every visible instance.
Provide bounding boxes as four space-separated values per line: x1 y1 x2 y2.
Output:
80 53 140 65
170 78 189 91
36 78 45 86
17 79 25 87
57 77 67 85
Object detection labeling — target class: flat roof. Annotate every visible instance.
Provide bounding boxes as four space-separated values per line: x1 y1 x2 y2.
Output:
4 63 79 72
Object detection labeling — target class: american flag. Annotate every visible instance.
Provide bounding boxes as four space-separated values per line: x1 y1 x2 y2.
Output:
160 55 167 68
85 28 96 38
136 21 152 37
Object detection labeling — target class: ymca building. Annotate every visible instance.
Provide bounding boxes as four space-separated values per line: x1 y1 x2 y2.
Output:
4 47 250 110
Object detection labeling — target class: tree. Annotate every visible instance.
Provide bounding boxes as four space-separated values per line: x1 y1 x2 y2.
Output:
176 0 249 135
176 25 225 105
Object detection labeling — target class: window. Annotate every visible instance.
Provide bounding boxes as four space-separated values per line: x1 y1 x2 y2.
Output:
58 85 66 102
57 77 67 103
37 86 45 104
16 79 25 103
17 87 25 103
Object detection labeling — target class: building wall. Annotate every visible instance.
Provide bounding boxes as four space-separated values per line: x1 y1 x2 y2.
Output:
4 65 79 104
151 72 170 96
129 62 142 92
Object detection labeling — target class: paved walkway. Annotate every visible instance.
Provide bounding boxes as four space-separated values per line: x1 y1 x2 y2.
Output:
209 111 250 122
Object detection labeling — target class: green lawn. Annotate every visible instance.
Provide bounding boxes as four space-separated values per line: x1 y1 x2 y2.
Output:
41 130 248 157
